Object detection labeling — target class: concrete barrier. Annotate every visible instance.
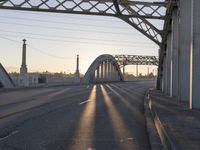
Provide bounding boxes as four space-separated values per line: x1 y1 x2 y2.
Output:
148 91 176 150
0 63 15 88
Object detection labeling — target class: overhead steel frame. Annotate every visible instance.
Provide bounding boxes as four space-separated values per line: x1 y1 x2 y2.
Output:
114 55 159 67
0 0 176 88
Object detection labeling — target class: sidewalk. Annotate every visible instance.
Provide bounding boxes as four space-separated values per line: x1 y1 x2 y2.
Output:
148 90 200 150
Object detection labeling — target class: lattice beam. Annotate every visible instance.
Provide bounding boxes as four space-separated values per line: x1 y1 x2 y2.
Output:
114 55 159 67
0 0 171 45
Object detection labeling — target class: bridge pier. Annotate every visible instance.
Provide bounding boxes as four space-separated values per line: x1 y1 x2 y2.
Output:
162 56 167 94
171 8 179 97
166 32 172 96
178 0 191 102
189 0 200 109
161 0 200 109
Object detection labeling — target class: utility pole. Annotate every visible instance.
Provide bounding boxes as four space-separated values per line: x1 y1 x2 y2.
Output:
75 54 80 82
20 39 28 75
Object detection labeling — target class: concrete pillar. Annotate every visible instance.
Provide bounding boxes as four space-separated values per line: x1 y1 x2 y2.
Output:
189 0 200 109
96 66 100 83
162 56 167 93
166 32 172 96
171 8 179 97
100 63 104 82
178 0 191 102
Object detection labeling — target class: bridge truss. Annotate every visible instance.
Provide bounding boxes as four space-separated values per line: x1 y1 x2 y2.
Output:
0 0 176 87
114 55 158 67
0 0 174 46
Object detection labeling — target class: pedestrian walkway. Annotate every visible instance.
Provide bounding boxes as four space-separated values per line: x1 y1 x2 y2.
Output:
149 90 200 150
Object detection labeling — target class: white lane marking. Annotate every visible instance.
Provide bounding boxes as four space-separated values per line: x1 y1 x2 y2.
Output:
79 99 91 105
0 130 19 141
86 85 90 89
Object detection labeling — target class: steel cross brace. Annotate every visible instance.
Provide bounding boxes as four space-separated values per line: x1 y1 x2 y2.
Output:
0 0 172 45
114 55 159 67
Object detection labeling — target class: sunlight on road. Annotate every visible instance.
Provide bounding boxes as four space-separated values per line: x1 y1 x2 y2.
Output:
69 85 96 150
106 84 144 121
100 85 136 150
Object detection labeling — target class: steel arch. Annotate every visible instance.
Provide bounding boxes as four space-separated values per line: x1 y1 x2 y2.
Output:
83 54 123 83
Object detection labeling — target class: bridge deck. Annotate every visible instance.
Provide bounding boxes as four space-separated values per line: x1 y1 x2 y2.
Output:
0 81 155 150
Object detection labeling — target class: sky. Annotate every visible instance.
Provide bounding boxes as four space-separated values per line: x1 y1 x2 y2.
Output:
0 1 162 75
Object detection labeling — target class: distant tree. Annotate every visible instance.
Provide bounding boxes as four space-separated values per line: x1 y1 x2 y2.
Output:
148 72 154 77
138 73 143 77
9 72 19 77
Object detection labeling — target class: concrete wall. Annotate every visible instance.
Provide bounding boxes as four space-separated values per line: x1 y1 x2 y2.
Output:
162 0 200 109
189 0 200 109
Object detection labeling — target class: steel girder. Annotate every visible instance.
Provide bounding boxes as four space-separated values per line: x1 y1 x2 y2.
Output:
0 0 172 45
114 55 159 67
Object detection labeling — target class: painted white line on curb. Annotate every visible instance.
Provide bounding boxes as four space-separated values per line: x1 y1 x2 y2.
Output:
0 130 19 141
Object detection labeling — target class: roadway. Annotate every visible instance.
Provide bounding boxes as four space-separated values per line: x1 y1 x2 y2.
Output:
0 80 155 150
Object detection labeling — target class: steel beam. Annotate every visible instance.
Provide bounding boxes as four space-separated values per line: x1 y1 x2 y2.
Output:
0 0 172 45
114 55 159 67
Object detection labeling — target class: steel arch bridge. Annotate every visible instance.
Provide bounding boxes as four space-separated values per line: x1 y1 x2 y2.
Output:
83 54 124 83
0 0 176 88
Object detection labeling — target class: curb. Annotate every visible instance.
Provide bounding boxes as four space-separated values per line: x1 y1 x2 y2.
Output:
0 83 85 93
144 90 163 150
147 91 176 150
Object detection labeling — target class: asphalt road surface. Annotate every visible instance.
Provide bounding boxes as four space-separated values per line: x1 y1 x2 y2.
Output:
0 80 155 150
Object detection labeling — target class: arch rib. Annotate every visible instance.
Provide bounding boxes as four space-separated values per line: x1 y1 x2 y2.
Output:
83 54 124 83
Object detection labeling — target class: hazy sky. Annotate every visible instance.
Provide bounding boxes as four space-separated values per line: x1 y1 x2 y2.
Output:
0 8 160 75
